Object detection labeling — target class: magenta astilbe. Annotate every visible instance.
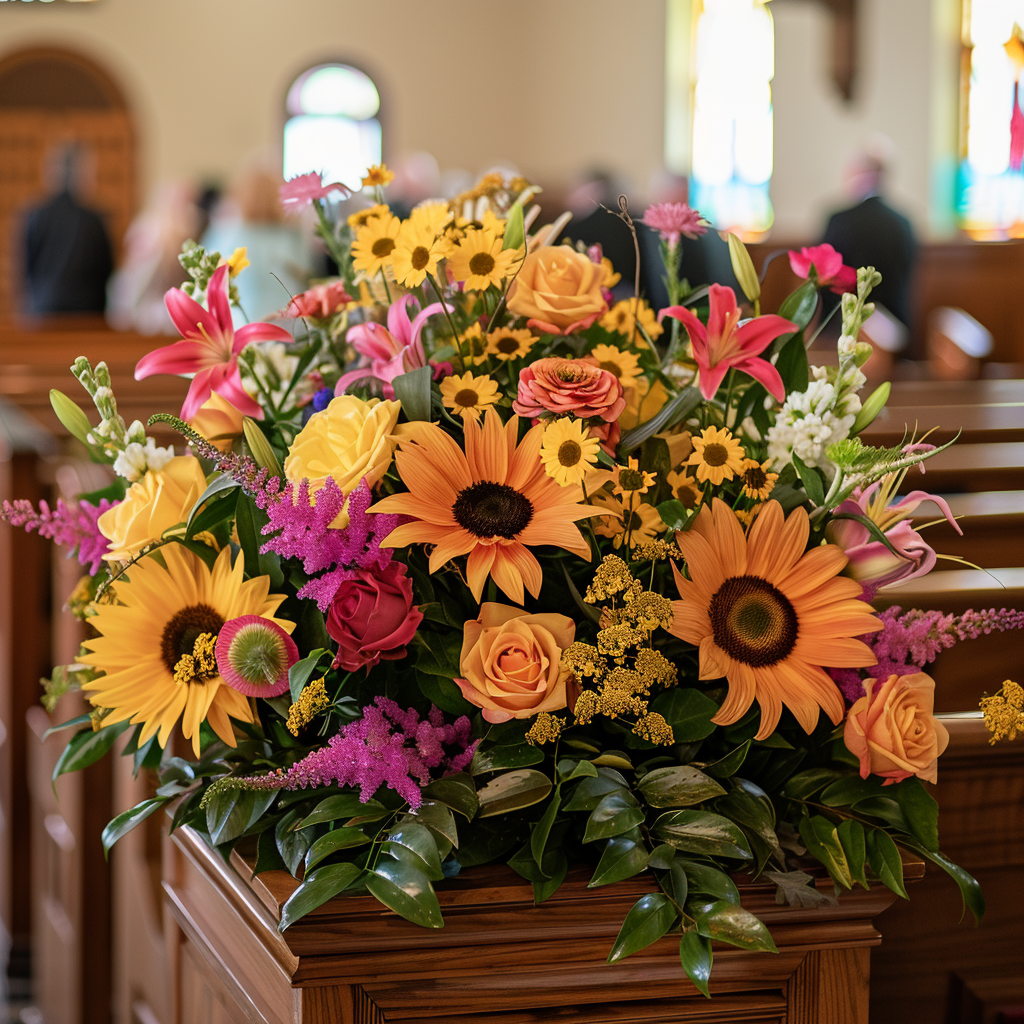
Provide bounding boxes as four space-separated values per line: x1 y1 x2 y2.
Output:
260 478 401 610
1 497 114 574
248 697 476 807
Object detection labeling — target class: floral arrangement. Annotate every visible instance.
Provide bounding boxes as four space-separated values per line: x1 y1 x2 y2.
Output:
7 164 1021 990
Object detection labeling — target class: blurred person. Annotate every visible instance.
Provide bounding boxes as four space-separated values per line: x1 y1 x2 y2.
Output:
386 151 442 218
822 140 917 331
202 159 314 322
22 141 114 315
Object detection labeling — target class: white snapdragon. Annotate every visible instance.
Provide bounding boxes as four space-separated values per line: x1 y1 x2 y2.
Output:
112 438 175 482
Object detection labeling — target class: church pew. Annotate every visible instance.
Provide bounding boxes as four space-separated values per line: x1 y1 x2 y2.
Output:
910 491 1024 569
901 442 1024 493
861 403 1024 446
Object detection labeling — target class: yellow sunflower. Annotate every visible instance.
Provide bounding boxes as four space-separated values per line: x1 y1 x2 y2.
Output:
352 213 401 276
347 204 390 230
687 425 745 486
666 468 704 510
459 322 491 366
589 343 642 389
479 209 506 236
600 298 664 341
540 418 601 487
448 228 522 290
439 372 500 420
486 326 536 361
592 493 664 550
613 457 656 499
739 458 778 501
668 498 882 740
409 200 453 238
80 545 293 756
362 163 395 187
391 221 448 288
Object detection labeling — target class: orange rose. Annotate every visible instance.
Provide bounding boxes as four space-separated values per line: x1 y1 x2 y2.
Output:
507 246 607 334
189 391 246 452
843 672 950 784
456 603 576 723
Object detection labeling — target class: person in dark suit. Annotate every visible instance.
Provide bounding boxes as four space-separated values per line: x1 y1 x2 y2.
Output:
822 153 917 330
23 143 114 315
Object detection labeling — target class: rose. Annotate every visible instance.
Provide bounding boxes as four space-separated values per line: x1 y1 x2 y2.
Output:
188 392 246 453
513 357 626 425
843 672 950 784
284 395 400 527
456 603 576 723
507 246 607 334
326 562 422 673
284 280 352 319
98 455 207 562
788 244 856 295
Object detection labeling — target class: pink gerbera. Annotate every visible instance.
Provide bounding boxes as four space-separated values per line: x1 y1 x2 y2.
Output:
788 244 857 295
135 264 293 420
282 280 352 319
279 171 350 212
642 202 707 248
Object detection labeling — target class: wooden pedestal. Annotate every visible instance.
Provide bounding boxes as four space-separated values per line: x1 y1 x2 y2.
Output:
162 825 920 1024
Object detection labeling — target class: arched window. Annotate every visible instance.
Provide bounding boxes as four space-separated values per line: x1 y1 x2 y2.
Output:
283 63 382 192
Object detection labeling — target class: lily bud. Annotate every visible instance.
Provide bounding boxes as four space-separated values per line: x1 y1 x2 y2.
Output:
725 232 760 303
852 381 890 434
50 389 93 446
242 417 283 477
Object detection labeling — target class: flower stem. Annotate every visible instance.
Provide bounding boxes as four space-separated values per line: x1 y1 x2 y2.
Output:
427 272 466 369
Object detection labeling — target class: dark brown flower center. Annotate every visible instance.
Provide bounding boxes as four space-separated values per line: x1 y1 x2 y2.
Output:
496 334 520 354
161 604 225 675
702 442 729 467
744 467 767 490
411 245 431 270
600 360 621 378
453 482 533 539
618 468 645 491
675 482 700 508
709 576 797 668
469 252 496 276
455 389 479 408
372 237 396 258
558 440 582 467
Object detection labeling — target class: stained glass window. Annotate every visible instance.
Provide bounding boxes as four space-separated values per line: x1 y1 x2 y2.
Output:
957 1 1024 236
283 64 382 192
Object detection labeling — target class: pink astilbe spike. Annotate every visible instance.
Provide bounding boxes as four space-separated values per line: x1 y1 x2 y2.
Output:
1 497 115 574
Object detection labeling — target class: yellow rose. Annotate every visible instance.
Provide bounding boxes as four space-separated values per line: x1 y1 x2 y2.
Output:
188 391 246 452
843 672 950 784
507 246 607 334
456 603 576 723
284 395 401 528
99 456 207 562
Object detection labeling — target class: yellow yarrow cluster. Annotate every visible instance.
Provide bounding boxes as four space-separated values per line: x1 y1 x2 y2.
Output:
980 680 1024 743
172 632 217 686
286 677 331 736
632 539 683 562
525 712 565 746
584 554 637 603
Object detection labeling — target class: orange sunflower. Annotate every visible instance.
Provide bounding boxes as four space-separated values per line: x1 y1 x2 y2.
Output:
369 409 602 604
669 498 881 740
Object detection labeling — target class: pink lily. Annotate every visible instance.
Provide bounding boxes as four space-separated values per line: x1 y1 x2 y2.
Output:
788 244 857 295
135 265 293 420
659 284 796 402
336 295 443 399
279 172 350 212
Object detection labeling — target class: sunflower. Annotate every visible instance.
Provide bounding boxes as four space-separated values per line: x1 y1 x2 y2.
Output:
409 200 453 237
352 213 401 276
487 326 536 361
448 228 522 290
600 298 664 341
669 498 882 740
369 410 603 604
540 418 601 487
347 204 390 230
440 372 500 420
79 545 294 756
613 457 656 499
666 468 704 510
362 163 395 188
739 458 778 501
589 343 642 389
687 425 745 486
592 493 664 550
478 209 506 236
459 322 491 365
391 222 448 288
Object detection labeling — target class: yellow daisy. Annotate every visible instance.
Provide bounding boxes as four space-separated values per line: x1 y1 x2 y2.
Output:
687 425 745 486
600 297 664 341
479 209 506 236
589 343 642 389
739 458 779 501
734 503 763 528
362 163 395 188
540 418 601 487
79 545 293 756
593 494 664 550
439 371 500 420
347 204 390 230
409 200 453 238
221 247 249 278
486 326 536 361
601 256 621 289
613 457 656 499
459 322 491 366
351 213 401 276
391 222 448 288
448 228 522 290
666 468 704 510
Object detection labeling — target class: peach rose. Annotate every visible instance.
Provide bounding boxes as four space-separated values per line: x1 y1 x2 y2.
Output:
456 603 576 723
507 246 607 334
513 357 626 423
189 392 246 452
843 673 950 784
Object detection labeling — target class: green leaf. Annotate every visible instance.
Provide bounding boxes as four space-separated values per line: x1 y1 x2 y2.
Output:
234 492 263 578
903 843 984 923
304 828 370 871
638 765 726 808
101 798 167 857
533 850 568 903
619 387 702 453
890 777 939 853
469 743 545 774
422 773 478 820
647 843 676 871
408 800 459 848
583 791 645 843
186 490 238 539
837 819 868 888
186 473 240 532
53 721 130 783
206 789 277 846
783 767 843 802
777 279 819 329
366 853 444 929
383 821 445 881
557 758 598 782
288 648 329 702
392 366 433 422
660 856 689 908
275 809 315 874
717 781 782 869
502 202 525 251
254 826 287 875
416 673 475 715
773 331 810 395
656 499 690 533
607 893 678 963
593 752 634 769
680 859 740 905
766 870 838 909
42 712 94 741
477 770 553 819
589 832 650 887
279 863 363 931
702 741 751 780
652 810 752 860
562 768 629 811
531 790 562 863
679 932 713 998
791 452 825 506
695 900 778 953
799 815 853 890
298 795 383 829
649 689 718 743
866 828 907 899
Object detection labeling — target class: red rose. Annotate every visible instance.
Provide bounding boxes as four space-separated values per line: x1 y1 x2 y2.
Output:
513 357 625 422
326 562 422 672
